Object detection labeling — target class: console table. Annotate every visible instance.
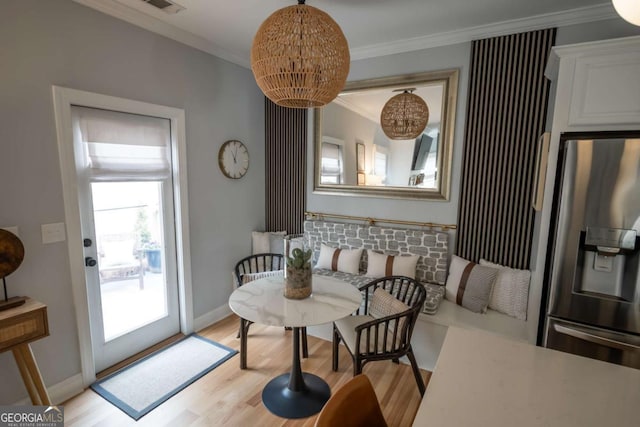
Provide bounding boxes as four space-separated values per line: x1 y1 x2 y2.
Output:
0 298 51 405
229 275 362 419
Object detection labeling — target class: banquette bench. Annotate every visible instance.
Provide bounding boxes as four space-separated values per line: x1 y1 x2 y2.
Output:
304 220 531 371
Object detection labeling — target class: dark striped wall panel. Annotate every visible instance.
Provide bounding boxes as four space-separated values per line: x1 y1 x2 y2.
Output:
265 99 308 234
456 29 556 269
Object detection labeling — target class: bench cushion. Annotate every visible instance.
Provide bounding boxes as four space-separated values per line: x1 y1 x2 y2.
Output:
423 299 528 342
312 268 444 315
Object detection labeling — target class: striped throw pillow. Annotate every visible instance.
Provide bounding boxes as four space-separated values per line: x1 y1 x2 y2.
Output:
365 250 419 279
445 255 498 313
315 244 363 274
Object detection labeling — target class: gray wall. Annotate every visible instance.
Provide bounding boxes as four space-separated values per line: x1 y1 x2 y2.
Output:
0 0 264 403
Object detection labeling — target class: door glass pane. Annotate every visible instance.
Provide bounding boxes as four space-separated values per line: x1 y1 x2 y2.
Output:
91 181 168 341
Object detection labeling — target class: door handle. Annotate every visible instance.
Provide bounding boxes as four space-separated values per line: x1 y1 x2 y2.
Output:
553 323 640 352
85 257 97 267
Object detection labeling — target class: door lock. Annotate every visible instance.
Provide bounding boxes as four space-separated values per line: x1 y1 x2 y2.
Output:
85 257 97 267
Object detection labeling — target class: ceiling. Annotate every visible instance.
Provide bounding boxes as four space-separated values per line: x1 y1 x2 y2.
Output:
75 0 617 68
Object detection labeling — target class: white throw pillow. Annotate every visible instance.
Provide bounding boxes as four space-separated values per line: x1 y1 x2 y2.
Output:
445 255 498 313
251 231 286 255
479 259 531 320
315 244 362 275
365 250 419 279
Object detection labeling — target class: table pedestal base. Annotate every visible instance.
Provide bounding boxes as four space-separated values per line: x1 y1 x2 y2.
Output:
262 372 331 419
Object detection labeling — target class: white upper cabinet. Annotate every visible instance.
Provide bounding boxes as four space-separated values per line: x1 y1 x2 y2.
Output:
546 36 640 129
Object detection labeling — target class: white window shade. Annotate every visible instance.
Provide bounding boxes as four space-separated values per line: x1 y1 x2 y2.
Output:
72 106 171 181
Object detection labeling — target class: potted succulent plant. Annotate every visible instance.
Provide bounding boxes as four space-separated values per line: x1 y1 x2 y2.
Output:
284 244 313 299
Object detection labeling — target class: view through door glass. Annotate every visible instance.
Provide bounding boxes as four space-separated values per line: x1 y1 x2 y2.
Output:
92 181 169 341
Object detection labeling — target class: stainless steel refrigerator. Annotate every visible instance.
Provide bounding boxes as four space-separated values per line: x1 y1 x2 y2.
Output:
543 131 640 369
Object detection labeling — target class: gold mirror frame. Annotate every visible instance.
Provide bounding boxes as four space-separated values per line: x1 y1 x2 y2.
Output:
313 69 458 200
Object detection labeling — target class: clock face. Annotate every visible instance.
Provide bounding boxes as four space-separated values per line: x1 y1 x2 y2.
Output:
218 140 249 179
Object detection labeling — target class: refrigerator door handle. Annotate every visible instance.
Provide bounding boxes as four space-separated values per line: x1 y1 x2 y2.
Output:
553 323 640 352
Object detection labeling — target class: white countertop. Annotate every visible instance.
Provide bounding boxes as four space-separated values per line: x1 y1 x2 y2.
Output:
228 274 362 327
413 326 640 427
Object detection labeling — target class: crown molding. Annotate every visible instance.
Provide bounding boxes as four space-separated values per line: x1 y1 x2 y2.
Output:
350 4 618 60
72 0 250 68
74 1 616 68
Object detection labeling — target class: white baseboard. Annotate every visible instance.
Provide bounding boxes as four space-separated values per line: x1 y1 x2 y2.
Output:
193 304 232 332
13 373 85 406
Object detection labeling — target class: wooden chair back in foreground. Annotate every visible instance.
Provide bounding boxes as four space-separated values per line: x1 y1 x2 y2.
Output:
314 374 388 427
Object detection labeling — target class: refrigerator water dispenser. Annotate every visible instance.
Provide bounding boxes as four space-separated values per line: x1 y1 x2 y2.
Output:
578 227 638 302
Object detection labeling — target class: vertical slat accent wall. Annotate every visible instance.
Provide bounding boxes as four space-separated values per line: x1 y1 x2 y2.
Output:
456 28 556 269
265 98 308 234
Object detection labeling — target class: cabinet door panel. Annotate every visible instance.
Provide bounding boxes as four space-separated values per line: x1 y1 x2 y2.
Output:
569 52 640 126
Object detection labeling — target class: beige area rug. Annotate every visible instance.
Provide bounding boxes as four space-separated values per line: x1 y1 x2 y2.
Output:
90 334 237 420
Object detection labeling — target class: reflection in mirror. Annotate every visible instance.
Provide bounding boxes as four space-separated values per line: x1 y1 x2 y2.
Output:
314 69 458 200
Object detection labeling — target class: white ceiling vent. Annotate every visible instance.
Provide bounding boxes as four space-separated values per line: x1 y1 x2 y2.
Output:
140 0 185 14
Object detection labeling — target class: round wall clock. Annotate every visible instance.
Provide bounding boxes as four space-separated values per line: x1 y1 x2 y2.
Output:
218 140 249 179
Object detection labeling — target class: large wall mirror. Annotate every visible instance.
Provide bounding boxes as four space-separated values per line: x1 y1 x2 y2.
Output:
314 69 458 200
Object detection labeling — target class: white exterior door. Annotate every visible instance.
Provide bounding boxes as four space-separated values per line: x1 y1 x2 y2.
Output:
72 106 180 372
52 86 194 386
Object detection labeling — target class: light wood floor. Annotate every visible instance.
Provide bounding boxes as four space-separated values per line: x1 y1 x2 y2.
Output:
63 314 430 426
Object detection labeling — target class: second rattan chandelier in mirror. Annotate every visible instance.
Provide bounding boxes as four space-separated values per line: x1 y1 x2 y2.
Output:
251 0 350 109
380 89 429 140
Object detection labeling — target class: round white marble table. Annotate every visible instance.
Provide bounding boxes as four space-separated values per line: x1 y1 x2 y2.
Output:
228 274 362 419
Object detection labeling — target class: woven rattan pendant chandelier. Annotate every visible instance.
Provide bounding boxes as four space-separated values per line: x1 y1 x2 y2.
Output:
380 89 429 140
251 0 350 108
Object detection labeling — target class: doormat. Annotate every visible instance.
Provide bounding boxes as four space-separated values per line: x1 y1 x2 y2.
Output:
90 334 237 420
